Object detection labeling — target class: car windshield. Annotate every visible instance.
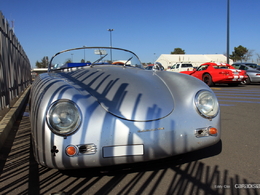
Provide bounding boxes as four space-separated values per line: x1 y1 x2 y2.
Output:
246 64 258 69
49 47 143 71
197 65 208 71
171 64 176 69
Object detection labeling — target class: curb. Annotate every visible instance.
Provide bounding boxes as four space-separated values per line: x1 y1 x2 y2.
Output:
0 86 31 150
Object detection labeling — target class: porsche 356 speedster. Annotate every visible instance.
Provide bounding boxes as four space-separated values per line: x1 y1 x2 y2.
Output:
29 47 221 169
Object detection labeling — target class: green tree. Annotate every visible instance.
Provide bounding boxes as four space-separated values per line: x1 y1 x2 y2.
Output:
229 45 248 62
35 56 49 68
171 48 185 54
64 59 72 64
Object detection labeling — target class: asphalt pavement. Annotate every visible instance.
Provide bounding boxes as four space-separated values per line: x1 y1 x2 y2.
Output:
0 84 259 195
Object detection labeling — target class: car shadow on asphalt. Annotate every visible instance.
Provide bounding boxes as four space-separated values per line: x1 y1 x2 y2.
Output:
1 104 259 195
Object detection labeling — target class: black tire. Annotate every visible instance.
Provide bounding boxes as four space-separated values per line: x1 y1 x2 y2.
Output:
202 73 214 87
240 76 250 85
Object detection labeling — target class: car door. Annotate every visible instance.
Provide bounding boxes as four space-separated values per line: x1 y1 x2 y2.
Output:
175 64 180 72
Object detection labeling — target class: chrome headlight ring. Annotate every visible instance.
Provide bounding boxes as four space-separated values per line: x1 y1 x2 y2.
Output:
47 100 82 136
195 90 219 119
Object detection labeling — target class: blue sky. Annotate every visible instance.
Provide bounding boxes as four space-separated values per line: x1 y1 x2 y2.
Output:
1 0 260 67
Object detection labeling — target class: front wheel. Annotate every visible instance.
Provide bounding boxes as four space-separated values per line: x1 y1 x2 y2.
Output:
202 73 214 87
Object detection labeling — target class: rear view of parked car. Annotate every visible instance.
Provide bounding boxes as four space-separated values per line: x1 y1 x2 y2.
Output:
180 62 248 87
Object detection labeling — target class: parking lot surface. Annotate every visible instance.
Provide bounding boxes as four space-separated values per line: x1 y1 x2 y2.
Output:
0 84 259 195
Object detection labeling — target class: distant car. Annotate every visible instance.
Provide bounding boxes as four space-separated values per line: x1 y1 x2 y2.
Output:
30 47 220 170
145 62 164 71
232 63 260 84
145 64 154 70
167 63 194 72
180 62 248 86
232 62 259 69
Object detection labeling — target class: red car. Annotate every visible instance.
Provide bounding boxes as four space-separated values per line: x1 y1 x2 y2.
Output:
180 62 248 86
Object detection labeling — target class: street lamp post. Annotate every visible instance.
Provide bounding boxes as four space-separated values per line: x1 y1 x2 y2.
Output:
227 0 230 64
83 45 86 62
107 29 114 47
107 29 114 62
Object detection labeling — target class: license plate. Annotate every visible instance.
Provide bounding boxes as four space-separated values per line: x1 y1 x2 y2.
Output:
103 145 144 157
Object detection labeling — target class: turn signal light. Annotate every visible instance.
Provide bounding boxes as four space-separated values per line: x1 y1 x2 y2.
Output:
66 145 77 156
195 126 218 137
209 127 218 135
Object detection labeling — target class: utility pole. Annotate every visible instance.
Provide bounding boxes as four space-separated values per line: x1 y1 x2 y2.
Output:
227 0 230 64
107 29 114 62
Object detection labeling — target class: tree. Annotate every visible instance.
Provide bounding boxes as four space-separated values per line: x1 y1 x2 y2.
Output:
243 49 254 62
64 59 72 64
35 56 49 68
229 45 248 62
256 53 260 64
171 48 185 54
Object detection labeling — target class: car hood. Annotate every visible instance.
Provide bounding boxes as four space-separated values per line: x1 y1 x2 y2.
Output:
55 66 174 121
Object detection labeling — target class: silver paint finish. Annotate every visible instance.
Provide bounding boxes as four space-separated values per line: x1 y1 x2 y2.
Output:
30 47 221 169
52 66 174 121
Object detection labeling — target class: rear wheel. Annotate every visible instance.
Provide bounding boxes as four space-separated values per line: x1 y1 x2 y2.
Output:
202 73 214 87
241 76 250 85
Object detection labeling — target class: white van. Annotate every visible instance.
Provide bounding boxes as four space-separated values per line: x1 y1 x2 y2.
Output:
167 63 193 72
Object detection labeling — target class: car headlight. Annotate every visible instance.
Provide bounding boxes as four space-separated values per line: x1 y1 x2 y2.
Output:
47 100 81 135
195 90 219 119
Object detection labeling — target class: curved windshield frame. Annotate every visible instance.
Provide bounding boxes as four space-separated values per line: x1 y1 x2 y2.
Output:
49 47 143 71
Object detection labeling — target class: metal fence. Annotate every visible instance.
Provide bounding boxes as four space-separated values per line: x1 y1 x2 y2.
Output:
0 11 31 112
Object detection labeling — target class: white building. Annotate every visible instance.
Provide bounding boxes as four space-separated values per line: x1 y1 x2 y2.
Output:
156 54 233 69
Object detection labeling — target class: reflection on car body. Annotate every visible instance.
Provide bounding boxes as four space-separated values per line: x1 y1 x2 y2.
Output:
29 47 221 169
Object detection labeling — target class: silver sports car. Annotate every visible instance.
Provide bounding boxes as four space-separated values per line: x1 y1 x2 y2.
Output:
30 47 221 169
232 63 260 84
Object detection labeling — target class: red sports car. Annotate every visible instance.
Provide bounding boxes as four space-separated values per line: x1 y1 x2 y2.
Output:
180 62 248 86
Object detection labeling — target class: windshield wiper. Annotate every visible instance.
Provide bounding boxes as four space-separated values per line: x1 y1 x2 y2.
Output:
92 54 108 65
